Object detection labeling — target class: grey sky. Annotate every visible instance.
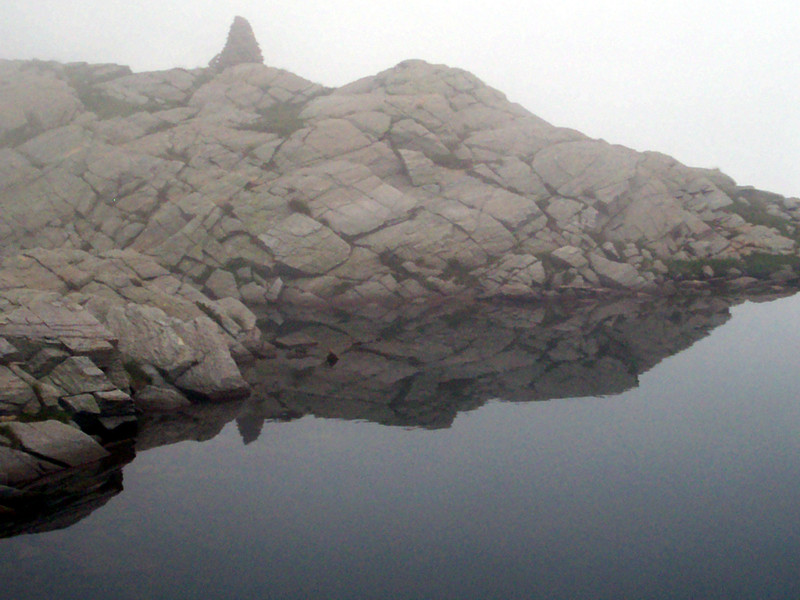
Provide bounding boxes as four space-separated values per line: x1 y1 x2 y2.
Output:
2 0 798 197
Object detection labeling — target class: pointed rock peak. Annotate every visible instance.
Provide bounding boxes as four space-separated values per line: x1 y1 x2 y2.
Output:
209 16 264 71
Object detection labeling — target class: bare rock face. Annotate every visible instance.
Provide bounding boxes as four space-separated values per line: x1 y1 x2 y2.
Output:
209 16 264 71
0 30 799 308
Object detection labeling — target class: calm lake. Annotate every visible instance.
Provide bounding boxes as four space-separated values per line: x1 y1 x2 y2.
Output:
2 292 800 599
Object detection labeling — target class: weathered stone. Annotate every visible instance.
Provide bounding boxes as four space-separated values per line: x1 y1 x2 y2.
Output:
93 389 136 416
0 50 799 307
25 346 69 377
134 384 192 412
399 149 440 187
60 393 101 415
1 420 109 468
0 366 37 415
0 445 61 486
239 282 268 304
104 304 197 378
45 356 116 396
0 338 20 364
172 316 249 401
552 246 589 270
0 300 116 358
589 253 647 288
205 269 240 300
258 214 351 275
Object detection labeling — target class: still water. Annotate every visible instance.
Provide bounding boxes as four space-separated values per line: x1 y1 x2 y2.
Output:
2 293 800 599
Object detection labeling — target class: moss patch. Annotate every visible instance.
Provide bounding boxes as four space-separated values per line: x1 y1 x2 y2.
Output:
666 253 800 280
123 360 152 391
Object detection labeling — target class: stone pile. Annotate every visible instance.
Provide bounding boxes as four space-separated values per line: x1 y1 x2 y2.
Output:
209 16 264 71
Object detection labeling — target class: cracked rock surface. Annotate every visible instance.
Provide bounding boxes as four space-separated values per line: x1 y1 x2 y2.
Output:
1 57 798 305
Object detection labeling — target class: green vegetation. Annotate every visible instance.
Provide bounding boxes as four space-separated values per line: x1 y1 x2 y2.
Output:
14 405 72 425
441 258 478 286
123 360 153 391
287 198 312 216
724 198 798 241
666 253 800 280
244 102 307 137
77 88 146 119
432 153 473 171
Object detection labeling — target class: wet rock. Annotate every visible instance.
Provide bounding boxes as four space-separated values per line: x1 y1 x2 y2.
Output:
93 389 136 417
0 420 108 469
0 445 62 486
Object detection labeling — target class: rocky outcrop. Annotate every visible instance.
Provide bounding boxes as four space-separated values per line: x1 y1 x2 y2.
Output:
0 248 267 489
0 248 263 406
0 49 797 306
3 22 798 536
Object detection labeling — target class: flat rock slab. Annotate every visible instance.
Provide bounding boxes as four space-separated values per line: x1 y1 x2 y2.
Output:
1 420 109 468
45 356 116 396
0 301 117 366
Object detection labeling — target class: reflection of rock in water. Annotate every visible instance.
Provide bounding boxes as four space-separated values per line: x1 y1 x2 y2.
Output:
0 443 134 539
236 415 265 445
134 400 246 452
0 293 786 538
243 294 757 429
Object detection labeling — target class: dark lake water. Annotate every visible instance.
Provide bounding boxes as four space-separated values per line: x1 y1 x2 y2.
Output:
2 293 800 599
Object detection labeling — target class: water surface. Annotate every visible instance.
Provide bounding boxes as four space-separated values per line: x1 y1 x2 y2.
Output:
2 294 800 599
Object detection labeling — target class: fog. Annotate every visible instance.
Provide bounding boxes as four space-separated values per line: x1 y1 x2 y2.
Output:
2 0 798 197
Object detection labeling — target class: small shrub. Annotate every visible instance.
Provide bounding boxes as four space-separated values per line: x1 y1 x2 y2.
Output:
725 199 797 240
665 253 800 280
244 102 307 137
442 258 478 286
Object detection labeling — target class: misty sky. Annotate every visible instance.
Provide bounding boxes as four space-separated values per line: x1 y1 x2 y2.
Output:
2 0 798 197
